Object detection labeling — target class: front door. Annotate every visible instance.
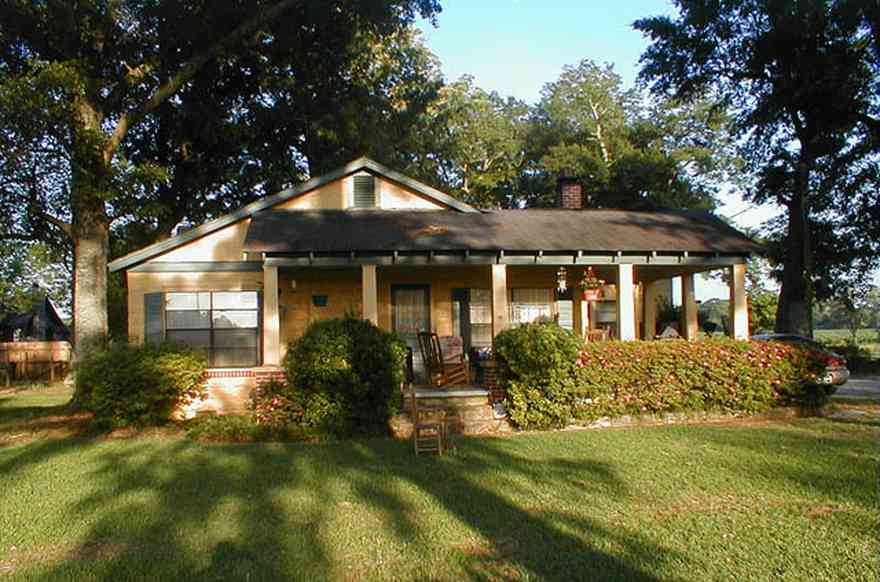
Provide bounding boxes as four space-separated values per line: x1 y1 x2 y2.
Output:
391 285 431 381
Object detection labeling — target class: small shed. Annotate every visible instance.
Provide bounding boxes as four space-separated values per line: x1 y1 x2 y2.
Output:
0 296 70 342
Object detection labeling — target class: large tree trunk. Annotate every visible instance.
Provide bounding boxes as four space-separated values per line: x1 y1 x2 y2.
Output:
70 99 111 360
775 158 814 337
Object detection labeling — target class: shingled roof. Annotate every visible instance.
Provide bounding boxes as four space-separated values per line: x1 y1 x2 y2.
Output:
244 209 762 255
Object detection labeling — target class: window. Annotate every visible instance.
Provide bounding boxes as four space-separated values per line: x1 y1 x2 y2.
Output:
468 289 492 347
165 291 260 367
510 288 554 326
352 175 376 208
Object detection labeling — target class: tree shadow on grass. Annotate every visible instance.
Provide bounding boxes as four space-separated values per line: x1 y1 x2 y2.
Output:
6 434 689 581
685 422 878 509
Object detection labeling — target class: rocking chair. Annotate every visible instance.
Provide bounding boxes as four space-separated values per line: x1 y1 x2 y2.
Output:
417 332 470 389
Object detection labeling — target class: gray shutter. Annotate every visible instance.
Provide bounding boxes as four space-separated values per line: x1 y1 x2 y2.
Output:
353 175 376 208
144 293 165 344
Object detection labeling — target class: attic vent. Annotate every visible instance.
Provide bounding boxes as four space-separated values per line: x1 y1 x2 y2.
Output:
353 175 376 208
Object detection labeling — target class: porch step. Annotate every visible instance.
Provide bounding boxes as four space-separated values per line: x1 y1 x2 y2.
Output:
393 389 512 438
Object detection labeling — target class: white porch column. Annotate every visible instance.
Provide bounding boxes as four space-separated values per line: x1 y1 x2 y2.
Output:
643 280 662 340
361 264 379 326
262 264 281 366
729 264 749 340
616 264 636 341
491 264 509 338
681 274 699 340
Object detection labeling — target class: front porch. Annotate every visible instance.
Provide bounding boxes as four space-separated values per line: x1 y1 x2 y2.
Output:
259 253 751 368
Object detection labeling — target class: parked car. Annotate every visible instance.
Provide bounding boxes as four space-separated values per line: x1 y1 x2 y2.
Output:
752 333 850 386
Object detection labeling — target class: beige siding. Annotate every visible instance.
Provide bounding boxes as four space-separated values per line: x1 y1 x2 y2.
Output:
142 173 447 266
151 219 252 263
127 271 262 342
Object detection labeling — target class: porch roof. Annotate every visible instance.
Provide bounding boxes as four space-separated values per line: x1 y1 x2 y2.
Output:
244 208 763 257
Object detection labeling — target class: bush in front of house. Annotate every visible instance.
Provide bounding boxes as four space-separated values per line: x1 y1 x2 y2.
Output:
493 322 584 430
494 323 826 431
280 316 408 435
75 341 207 427
249 379 346 438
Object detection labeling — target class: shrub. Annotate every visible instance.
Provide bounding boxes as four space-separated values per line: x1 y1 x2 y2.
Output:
281 316 408 435
494 323 583 429
186 415 266 442
75 342 207 427
250 379 346 437
494 324 826 431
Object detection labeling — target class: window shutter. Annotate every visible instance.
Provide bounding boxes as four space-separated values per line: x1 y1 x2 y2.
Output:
353 175 376 208
144 292 165 344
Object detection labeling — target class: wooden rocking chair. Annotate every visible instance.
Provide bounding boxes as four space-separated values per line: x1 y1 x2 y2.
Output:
417 332 470 389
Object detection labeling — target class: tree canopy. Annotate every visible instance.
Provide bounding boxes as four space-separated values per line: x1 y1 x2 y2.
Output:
636 0 880 337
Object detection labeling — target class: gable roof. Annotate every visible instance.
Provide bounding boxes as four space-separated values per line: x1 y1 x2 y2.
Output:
109 157 478 272
244 208 763 255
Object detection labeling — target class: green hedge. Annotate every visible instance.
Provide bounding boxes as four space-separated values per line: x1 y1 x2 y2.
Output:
259 316 408 436
495 323 826 431
75 342 207 427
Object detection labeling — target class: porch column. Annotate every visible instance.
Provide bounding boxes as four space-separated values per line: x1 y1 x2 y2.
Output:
681 274 699 340
616 264 636 341
491 264 509 338
262 264 281 366
361 264 379 326
728 264 749 340
643 280 662 340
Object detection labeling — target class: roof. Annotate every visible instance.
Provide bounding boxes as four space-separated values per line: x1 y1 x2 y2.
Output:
244 208 763 255
108 157 478 272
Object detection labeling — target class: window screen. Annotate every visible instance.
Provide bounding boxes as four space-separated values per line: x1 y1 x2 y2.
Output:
510 288 554 325
353 175 376 208
165 291 260 367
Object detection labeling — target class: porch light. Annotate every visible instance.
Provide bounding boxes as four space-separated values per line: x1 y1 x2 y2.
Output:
556 266 568 293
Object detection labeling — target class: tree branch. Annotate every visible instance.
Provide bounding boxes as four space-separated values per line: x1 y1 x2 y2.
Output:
104 0 302 162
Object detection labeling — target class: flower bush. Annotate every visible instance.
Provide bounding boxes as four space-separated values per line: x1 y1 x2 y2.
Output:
494 323 826 431
248 316 408 437
75 341 207 427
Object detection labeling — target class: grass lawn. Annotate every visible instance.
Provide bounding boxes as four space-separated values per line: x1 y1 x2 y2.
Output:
1 386 877 581
815 328 880 358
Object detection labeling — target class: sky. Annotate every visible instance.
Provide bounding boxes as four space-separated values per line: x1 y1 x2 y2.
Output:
415 0 784 301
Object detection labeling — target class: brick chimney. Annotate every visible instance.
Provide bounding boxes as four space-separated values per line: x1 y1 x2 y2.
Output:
557 177 583 209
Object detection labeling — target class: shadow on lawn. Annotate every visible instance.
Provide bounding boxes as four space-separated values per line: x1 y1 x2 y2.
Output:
5 433 688 582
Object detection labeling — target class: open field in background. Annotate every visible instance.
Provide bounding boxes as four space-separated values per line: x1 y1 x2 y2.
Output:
1 385 877 581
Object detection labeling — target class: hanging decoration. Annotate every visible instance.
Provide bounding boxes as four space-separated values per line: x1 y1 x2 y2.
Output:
556 266 568 293
579 267 605 301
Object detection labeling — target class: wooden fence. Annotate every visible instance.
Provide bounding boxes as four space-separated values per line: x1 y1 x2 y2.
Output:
0 341 72 385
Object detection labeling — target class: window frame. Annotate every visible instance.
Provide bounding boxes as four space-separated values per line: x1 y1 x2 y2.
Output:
164 290 262 368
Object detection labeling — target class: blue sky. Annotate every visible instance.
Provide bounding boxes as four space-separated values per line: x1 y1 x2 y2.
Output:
417 0 772 300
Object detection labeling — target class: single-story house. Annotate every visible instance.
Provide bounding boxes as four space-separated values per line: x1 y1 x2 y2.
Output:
109 157 760 414
0 294 70 342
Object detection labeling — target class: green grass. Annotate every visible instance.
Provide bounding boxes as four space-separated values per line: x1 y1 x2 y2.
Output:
0 387 877 581
815 328 880 357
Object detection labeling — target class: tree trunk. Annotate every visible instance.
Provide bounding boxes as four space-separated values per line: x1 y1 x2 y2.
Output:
70 99 111 360
71 202 109 355
775 158 814 337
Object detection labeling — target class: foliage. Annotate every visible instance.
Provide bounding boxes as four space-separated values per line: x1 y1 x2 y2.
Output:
493 323 586 429
0 242 70 316
75 342 207 427
494 324 826 431
249 379 346 438
281 317 408 436
636 1 880 336
0 0 442 357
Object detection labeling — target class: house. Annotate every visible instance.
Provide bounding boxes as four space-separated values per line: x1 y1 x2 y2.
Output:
109 157 760 414
0 293 70 342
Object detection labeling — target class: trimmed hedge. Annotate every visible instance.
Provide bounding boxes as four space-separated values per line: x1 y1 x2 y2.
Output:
75 342 207 427
257 316 408 436
495 323 826 431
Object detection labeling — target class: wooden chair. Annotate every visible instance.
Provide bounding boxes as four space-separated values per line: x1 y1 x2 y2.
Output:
411 390 445 455
585 329 609 343
417 332 470 389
